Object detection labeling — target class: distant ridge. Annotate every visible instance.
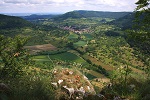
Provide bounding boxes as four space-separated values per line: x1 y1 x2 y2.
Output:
21 14 59 21
109 13 135 30
53 10 132 21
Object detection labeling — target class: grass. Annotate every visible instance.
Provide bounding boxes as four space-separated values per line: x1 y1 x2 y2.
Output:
74 41 87 47
33 55 49 60
83 33 93 40
84 73 97 80
51 67 96 99
2 71 55 100
33 52 86 64
49 52 86 63
68 32 78 39
88 70 106 78
83 54 113 71
30 55 53 69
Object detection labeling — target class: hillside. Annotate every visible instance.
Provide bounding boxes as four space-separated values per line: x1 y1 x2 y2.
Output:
21 14 58 21
0 14 33 29
0 10 149 100
76 10 131 18
109 12 150 55
53 10 131 21
109 13 135 30
0 14 69 45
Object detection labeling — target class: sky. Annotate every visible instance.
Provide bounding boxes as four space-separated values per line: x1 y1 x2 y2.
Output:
0 0 138 14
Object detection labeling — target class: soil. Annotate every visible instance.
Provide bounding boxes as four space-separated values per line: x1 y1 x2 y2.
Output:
24 44 57 54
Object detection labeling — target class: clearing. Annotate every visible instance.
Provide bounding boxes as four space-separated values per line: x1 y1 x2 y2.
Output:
24 44 57 54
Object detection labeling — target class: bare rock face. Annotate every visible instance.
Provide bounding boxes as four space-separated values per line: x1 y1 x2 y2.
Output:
62 86 75 98
51 68 96 99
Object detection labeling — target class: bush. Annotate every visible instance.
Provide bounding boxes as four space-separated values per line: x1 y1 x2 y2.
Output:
1 73 55 100
0 35 30 78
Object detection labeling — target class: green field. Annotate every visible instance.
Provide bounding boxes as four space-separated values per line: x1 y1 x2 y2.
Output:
32 55 50 61
74 41 87 47
84 73 97 80
49 52 86 63
68 33 78 39
83 33 93 40
33 52 86 64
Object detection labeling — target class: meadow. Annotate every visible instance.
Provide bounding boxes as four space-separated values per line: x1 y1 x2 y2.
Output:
68 32 78 39
33 52 86 64
73 41 87 47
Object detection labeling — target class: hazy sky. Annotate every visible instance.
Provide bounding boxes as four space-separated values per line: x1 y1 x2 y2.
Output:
0 0 138 13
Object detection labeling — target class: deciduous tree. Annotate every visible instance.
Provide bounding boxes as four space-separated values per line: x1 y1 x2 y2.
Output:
0 35 30 78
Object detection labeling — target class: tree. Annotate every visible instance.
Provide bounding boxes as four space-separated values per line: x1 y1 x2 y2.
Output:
136 0 150 11
0 35 30 78
127 0 150 75
135 0 150 38
127 0 149 54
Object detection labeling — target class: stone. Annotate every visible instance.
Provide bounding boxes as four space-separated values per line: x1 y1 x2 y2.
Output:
87 86 90 91
51 82 58 88
58 79 63 84
62 86 75 98
69 71 73 75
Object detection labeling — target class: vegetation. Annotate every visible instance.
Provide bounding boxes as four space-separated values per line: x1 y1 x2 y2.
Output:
127 0 150 75
0 14 33 30
53 10 131 21
109 13 135 30
33 52 86 63
0 35 30 78
0 1 150 99
21 14 57 21
123 0 150 55
74 41 87 47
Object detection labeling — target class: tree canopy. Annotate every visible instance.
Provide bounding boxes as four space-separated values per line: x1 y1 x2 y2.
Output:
127 0 150 54
0 35 30 78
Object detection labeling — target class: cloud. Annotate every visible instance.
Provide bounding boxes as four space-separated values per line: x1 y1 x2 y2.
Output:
3 0 28 4
28 0 42 4
0 0 138 13
0 1 5 5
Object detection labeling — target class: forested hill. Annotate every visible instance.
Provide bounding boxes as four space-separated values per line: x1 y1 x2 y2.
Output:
21 14 58 21
109 13 135 30
0 14 33 29
53 10 131 21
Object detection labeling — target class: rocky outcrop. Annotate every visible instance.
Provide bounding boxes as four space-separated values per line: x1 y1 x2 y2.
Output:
51 68 131 100
51 68 96 99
